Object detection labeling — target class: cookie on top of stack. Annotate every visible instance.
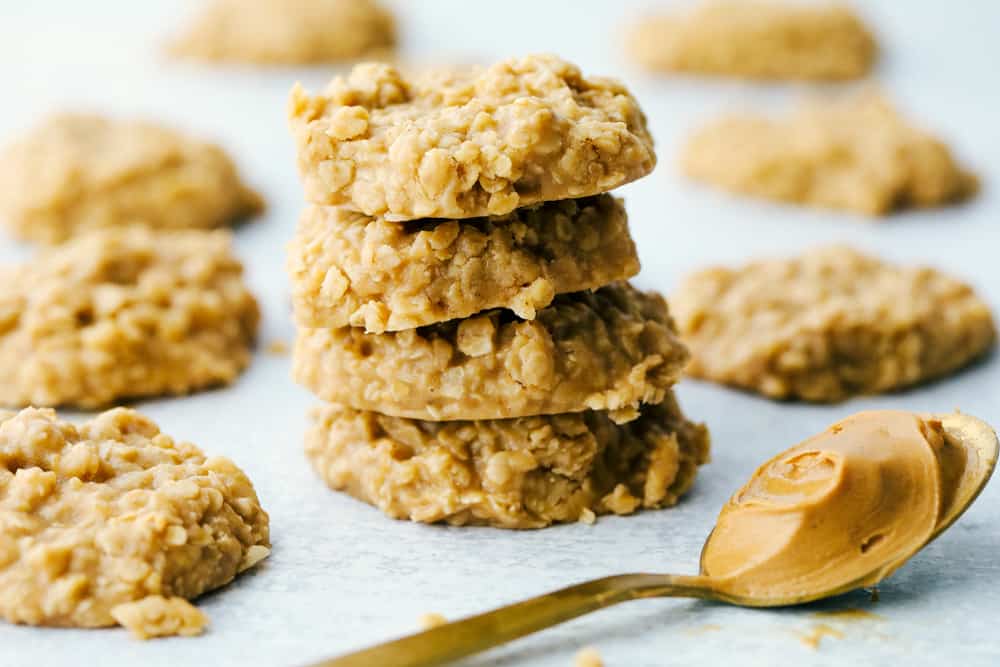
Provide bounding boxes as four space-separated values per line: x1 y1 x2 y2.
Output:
286 55 709 528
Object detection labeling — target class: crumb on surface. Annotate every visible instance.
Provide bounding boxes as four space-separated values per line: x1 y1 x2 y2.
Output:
574 646 604 667
684 623 722 636
798 623 845 650
266 340 289 356
418 612 448 630
110 596 208 640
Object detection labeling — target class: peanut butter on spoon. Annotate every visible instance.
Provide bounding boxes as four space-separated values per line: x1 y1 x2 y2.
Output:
314 411 998 667
702 411 948 603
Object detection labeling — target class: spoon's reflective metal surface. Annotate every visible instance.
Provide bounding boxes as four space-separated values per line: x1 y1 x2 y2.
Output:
309 413 997 667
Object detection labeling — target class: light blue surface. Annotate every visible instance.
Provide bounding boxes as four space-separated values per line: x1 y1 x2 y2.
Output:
0 1 998 665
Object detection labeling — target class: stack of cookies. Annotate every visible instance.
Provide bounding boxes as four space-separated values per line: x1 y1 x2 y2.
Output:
287 55 709 528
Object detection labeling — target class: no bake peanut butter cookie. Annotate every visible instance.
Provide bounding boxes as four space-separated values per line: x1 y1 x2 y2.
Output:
288 54 656 220
305 393 709 529
0 407 270 635
0 113 263 244
288 195 640 332
681 92 978 216
294 283 688 423
626 0 877 81
672 246 996 402
169 0 395 65
0 228 259 409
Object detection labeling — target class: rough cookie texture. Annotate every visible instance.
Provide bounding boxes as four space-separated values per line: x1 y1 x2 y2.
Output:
672 246 997 402
289 54 656 220
0 113 263 244
0 228 260 409
294 283 688 422
626 1 877 81
305 393 709 529
0 408 270 631
288 195 640 332
681 92 978 216
169 0 395 65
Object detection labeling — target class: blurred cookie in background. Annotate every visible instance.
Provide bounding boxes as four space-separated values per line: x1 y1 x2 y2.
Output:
168 0 395 65
0 227 260 409
625 0 876 81
672 246 996 402
0 113 263 244
680 91 978 216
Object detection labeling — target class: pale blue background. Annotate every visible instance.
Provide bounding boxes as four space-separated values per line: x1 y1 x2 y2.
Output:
0 1 998 665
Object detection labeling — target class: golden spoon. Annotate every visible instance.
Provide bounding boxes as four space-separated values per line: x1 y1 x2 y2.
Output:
310 411 997 667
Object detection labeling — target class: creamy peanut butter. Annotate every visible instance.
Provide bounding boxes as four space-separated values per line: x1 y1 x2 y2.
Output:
701 410 980 603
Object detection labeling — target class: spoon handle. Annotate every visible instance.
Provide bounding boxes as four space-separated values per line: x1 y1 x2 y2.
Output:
308 573 713 667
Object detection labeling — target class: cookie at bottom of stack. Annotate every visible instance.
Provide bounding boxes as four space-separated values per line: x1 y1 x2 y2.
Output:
304 393 710 529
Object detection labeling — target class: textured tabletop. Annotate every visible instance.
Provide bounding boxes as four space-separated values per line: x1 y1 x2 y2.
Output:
1 1 998 665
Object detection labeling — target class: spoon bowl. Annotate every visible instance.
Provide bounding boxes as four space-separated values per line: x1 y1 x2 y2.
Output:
309 412 998 667
928 413 998 539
